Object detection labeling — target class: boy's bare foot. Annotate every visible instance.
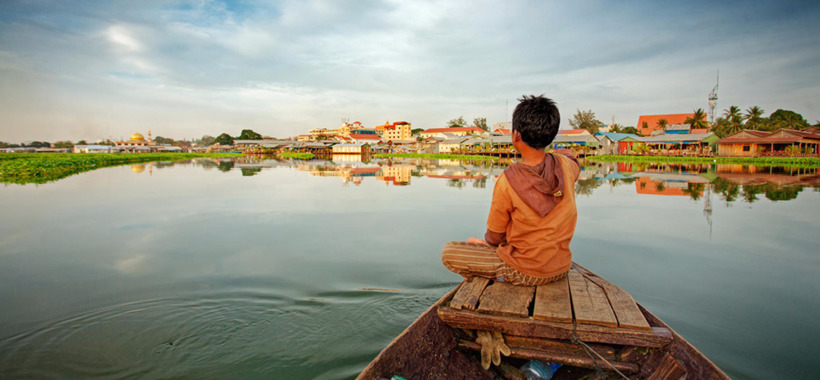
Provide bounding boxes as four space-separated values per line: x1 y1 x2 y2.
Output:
467 237 490 245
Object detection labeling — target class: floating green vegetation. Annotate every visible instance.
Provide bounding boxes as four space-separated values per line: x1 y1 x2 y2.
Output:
0 152 242 185
278 152 315 159
374 153 498 161
587 155 820 168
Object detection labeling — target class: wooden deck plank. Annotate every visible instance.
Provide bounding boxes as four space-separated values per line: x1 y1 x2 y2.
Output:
476 281 535 317
573 265 651 330
438 306 673 348
568 270 618 327
449 277 490 311
532 276 573 323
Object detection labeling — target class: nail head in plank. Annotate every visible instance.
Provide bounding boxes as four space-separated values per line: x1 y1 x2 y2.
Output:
476 282 535 317
533 276 573 323
567 270 618 328
449 277 490 311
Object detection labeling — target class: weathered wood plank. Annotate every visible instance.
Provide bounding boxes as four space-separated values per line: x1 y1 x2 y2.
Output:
458 340 639 374
568 270 618 327
532 276 573 323
477 282 535 317
438 306 673 348
646 353 686 380
449 277 490 311
503 335 618 362
573 265 651 330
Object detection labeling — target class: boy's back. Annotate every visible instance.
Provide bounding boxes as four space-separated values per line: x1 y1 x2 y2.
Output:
442 95 580 286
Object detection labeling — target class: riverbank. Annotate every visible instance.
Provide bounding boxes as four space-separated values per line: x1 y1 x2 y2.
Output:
0 152 242 184
279 152 315 159
373 153 497 161
587 154 820 168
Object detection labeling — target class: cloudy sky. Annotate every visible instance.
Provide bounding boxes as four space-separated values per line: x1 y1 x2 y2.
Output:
1 0 819 142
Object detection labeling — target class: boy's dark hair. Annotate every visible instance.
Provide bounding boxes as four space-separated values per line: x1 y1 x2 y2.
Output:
512 95 560 149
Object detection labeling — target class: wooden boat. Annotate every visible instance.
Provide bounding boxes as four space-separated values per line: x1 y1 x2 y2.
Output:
358 263 729 380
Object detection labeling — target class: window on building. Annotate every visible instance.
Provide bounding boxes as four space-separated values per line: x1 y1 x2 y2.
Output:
742 145 750 152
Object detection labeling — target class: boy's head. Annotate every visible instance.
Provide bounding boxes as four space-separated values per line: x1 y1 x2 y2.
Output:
512 95 560 149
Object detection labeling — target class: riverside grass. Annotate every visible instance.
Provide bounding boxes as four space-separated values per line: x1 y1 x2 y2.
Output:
374 153 498 161
0 152 241 184
279 152 315 159
587 154 820 168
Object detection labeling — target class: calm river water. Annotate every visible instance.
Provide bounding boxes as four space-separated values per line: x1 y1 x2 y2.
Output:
1 156 818 379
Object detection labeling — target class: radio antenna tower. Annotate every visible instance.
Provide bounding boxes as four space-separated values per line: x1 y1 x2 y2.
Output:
708 70 719 124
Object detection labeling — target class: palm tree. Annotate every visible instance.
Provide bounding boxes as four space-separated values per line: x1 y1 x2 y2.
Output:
744 106 764 130
684 108 708 130
656 118 668 130
723 106 743 134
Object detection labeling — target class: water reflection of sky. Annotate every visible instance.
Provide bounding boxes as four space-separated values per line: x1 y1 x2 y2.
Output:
2 157 818 379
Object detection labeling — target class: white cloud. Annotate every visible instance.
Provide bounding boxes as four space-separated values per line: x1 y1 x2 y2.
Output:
105 25 142 52
0 0 819 142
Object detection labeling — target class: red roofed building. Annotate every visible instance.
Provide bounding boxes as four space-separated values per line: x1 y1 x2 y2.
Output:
494 128 511 135
558 129 591 135
382 121 412 141
716 129 820 157
420 127 486 138
348 134 382 143
637 113 695 136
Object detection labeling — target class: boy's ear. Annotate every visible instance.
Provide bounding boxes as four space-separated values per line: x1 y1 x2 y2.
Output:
512 130 522 142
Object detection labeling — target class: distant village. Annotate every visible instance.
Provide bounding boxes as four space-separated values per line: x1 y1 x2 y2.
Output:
234 114 820 158
2 112 819 157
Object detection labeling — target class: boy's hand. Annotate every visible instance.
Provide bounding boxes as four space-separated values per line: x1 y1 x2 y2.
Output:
467 237 490 245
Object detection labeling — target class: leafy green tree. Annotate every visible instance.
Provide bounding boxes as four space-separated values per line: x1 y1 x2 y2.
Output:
411 128 424 136
656 119 668 130
198 135 215 146
769 109 809 130
24 141 51 148
214 133 234 145
77 140 88 145
447 116 468 129
621 126 639 134
744 106 765 130
238 129 263 140
53 141 74 149
0 141 9 148
684 108 708 129
473 117 488 131
153 136 174 144
569 109 602 134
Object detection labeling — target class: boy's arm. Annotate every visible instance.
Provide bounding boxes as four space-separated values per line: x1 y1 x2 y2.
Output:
485 175 513 246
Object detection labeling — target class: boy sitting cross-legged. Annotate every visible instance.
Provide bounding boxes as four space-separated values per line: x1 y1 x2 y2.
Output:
441 95 580 286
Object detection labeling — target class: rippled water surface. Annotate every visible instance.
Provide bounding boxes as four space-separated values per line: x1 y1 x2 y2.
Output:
1 157 818 379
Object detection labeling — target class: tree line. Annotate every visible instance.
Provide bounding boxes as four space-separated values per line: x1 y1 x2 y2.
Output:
0 129 268 149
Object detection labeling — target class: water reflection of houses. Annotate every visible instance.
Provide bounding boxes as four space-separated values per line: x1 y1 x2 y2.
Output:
378 163 413 186
630 169 710 196
714 165 820 186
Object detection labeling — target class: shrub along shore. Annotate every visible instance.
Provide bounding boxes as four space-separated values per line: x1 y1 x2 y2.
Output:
587 154 820 168
0 152 242 184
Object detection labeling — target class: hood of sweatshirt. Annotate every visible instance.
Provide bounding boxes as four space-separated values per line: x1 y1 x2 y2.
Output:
503 153 566 218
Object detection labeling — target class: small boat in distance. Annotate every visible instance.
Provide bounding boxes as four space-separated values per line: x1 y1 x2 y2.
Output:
358 263 729 379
